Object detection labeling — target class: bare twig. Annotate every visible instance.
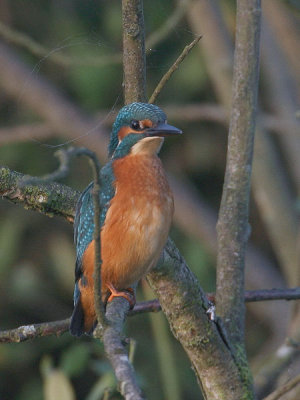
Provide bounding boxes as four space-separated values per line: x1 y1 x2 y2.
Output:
243 288 300 302
20 147 84 184
255 338 300 398
263 374 300 400
0 319 70 343
0 21 122 67
148 35 202 104
1 288 300 343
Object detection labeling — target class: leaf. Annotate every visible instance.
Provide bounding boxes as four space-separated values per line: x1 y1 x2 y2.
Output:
44 369 75 400
60 343 91 377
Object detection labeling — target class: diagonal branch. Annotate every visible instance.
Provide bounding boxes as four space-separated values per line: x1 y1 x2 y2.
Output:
263 373 300 400
148 35 202 104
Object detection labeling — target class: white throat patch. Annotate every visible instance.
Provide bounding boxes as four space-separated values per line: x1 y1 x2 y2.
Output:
131 136 164 155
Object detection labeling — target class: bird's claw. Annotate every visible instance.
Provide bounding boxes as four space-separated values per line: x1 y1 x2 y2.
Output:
106 284 136 309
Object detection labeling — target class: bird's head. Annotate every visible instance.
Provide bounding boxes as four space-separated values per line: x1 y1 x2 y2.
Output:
108 102 182 158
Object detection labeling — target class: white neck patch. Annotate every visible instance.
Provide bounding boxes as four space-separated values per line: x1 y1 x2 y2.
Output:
131 136 164 155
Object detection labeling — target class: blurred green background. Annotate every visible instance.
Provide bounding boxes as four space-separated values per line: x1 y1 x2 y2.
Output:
0 1 299 399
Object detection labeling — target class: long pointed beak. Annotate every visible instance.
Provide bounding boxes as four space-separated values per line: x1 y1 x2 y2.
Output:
146 122 182 137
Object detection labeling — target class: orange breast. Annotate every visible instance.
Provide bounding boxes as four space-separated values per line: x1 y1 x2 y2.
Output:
78 152 174 331
100 153 174 291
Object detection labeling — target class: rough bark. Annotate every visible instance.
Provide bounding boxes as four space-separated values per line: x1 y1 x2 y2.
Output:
122 0 146 104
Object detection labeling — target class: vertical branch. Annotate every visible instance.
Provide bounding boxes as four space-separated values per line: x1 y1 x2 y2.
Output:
122 0 146 104
216 0 261 348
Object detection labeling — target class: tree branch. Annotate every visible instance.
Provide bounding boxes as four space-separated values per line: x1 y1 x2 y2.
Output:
186 0 299 374
215 0 261 396
0 319 70 343
148 238 250 399
216 0 261 348
122 0 146 104
0 165 78 223
102 298 145 400
1 288 300 344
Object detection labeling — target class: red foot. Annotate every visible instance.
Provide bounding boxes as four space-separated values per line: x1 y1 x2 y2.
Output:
106 283 136 309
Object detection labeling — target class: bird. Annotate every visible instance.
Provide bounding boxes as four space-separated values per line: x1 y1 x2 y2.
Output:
70 102 182 336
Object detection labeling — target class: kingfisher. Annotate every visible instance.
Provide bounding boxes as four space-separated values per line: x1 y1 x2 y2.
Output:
70 102 182 336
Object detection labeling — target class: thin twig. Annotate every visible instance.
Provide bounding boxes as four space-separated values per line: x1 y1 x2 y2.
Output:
263 373 300 400
0 319 70 343
19 147 81 185
1 288 299 343
148 35 202 104
0 21 121 67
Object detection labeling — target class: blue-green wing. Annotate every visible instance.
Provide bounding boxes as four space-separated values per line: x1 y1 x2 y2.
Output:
74 182 95 283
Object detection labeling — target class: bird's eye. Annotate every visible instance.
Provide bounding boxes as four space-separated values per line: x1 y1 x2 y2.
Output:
130 120 141 130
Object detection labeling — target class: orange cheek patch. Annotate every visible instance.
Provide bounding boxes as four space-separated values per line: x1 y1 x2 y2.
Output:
118 126 133 140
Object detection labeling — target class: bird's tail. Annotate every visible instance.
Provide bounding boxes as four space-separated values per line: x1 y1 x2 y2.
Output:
70 298 85 337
